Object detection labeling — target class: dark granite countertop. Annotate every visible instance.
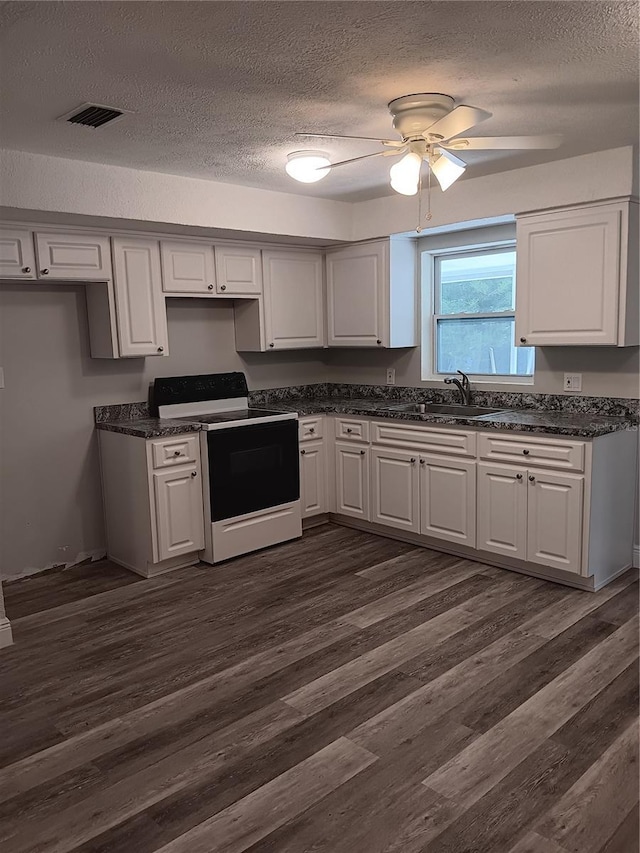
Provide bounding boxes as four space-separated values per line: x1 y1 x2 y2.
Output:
95 396 635 438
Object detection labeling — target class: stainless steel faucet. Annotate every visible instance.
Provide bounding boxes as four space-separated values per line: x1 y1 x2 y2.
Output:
444 370 472 405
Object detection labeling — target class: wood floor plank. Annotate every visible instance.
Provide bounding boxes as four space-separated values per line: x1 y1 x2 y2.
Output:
506 830 569 853
152 737 377 853
598 803 640 853
535 721 639 853
422 616 639 809
283 577 535 715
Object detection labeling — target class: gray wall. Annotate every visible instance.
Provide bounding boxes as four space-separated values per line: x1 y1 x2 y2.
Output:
0 285 327 579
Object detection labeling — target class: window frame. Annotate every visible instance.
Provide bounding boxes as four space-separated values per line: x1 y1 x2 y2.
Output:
420 239 535 385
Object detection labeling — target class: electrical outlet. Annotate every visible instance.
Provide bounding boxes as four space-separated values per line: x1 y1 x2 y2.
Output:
564 373 582 393
386 368 396 385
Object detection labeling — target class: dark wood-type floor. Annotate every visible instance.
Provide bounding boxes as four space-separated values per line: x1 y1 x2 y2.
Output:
1 524 638 853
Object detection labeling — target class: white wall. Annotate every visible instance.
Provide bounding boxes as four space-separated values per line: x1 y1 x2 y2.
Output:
0 285 327 579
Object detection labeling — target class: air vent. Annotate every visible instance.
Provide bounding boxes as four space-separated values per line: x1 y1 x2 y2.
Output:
57 103 131 129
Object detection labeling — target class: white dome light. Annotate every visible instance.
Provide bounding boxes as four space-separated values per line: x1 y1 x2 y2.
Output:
389 152 422 196
285 151 331 183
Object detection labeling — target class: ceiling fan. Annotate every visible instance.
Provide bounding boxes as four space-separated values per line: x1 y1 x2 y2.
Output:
286 93 562 196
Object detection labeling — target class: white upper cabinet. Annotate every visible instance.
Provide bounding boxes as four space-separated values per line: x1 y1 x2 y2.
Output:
215 244 262 295
262 250 324 349
34 232 112 280
112 237 169 357
161 241 216 295
0 228 36 279
515 199 639 347
326 237 417 348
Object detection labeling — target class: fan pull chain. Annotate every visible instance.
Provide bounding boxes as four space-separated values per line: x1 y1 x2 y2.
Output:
416 169 423 233
425 166 433 222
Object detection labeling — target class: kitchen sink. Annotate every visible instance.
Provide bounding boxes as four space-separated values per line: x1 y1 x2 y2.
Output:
384 402 509 418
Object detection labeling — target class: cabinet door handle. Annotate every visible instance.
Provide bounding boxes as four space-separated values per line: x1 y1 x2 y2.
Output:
191 470 197 477
300 449 306 455
360 449 366 455
157 346 164 353
207 284 214 290
520 337 527 343
376 339 382 345
528 475 535 482
22 266 31 273
220 284 227 291
522 449 530 455
269 343 275 348
516 473 523 480
40 268 49 275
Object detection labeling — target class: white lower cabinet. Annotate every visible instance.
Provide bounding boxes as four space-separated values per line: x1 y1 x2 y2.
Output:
152 466 205 562
335 441 369 520
370 447 420 533
98 430 205 577
299 440 327 518
419 455 476 547
477 462 584 574
527 468 584 574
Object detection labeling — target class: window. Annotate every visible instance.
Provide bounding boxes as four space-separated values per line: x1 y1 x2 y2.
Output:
426 245 534 379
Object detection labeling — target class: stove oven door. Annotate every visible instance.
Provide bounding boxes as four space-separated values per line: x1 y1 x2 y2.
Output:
206 420 300 521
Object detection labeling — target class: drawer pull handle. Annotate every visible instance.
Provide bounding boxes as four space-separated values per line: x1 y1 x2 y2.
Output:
410 457 416 464
516 473 523 481
173 450 181 457
522 449 530 455
191 470 197 478
309 427 315 433
528 475 535 482
420 458 425 465
360 449 366 455
346 428 353 434
301 449 306 455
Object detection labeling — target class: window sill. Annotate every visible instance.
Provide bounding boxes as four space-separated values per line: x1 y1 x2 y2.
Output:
421 374 535 386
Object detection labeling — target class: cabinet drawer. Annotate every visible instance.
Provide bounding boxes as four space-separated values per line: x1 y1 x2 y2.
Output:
335 417 370 442
150 435 200 469
299 416 324 442
478 432 585 472
372 421 476 457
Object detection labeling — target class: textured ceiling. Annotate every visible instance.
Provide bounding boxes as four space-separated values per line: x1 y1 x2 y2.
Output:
0 1 637 202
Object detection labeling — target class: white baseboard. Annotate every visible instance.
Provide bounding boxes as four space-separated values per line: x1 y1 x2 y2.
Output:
0 617 13 649
633 544 640 569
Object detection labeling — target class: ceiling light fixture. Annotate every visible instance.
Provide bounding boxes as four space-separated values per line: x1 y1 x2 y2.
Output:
288 93 562 223
285 150 330 183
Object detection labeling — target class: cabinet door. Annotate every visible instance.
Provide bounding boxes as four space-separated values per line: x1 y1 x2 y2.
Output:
300 440 327 518
370 447 420 533
516 207 621 345
35 232 112 280
215 245 262 295
112 237 169 357
0 228 36 279
161 241 216 294
335 442 369 520
326 242 387 347
153 466 205 562
477 463 527 560
262 250 324 349
527 469 584 574
419 455 476 547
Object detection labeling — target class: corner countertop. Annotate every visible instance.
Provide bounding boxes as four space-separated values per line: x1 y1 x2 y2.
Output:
95 396 636 439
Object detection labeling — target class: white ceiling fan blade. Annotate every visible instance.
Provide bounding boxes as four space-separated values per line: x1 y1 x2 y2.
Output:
295 132 403 146
327 149 403 170
443 134 563 151
422 105 492 142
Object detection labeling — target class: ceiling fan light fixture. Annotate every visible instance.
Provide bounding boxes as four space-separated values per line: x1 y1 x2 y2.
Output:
389 151 422 196
285 150 330 183
429 149 466 191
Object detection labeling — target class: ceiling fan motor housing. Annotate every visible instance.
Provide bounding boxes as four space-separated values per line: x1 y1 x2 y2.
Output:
388 94 455 140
